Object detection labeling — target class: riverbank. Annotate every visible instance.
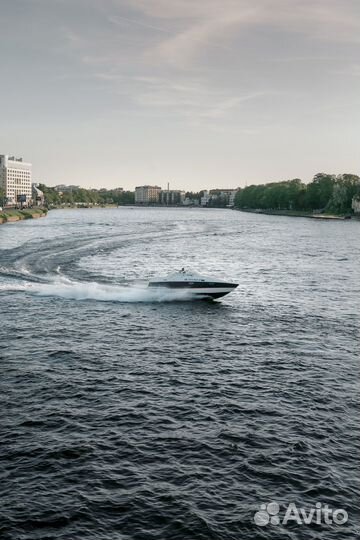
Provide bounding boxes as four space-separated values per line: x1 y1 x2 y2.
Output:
235 208 354 220
0 208 48 225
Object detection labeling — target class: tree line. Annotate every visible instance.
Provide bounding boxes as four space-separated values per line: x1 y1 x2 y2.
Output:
36 173 360 213
38 185 135 207
234 173 360 214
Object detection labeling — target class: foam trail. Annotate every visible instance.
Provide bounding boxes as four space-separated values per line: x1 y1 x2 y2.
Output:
1 278 195 303
0 282 28 292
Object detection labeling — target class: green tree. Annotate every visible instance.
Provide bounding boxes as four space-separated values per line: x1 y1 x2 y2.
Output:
304 173 335 210
37 184 62 206
329 174 360 213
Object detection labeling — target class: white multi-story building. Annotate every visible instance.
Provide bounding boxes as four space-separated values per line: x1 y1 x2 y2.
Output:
160 190 185 205
201 188 239 207
135 185 161 204
200 190 211 206
183 197 199 206
0 155 32 206
229 190 239 207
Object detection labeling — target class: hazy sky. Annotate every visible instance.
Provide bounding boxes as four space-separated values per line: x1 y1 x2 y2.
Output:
0 0 359 190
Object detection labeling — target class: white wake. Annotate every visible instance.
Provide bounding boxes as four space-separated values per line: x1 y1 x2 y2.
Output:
0 277 195 303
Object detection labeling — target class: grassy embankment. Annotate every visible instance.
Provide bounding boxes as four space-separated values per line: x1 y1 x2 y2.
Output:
236 209 352 219
0 208 48 224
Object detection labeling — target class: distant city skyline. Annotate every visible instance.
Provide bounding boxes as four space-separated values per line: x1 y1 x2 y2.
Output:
0 0 359 190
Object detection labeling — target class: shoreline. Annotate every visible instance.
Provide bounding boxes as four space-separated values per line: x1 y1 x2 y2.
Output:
234 208 355 220
0 208 48 225
1 206 358 224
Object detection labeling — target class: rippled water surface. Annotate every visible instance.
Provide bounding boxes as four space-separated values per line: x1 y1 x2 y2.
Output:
1 208 359 539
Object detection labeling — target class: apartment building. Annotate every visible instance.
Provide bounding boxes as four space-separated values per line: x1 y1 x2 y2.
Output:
160 190 185 205
0 155 32 206
135 185 161 204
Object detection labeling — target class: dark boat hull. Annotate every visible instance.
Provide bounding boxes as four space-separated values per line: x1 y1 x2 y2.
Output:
148 282 238 300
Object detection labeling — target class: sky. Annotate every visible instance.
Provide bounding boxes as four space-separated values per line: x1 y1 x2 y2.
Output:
0 0 359 191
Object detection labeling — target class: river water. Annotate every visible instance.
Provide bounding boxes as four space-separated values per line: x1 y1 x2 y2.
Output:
0 207 359 539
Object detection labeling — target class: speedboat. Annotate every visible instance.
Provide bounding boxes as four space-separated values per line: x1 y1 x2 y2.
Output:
147 269 238 300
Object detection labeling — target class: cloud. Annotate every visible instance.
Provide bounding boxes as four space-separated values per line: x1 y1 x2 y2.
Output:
200 92 269 119
109 74 271 126
60 1 360 73
55 0 360 124
120 0 360 67
108 14 174 35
